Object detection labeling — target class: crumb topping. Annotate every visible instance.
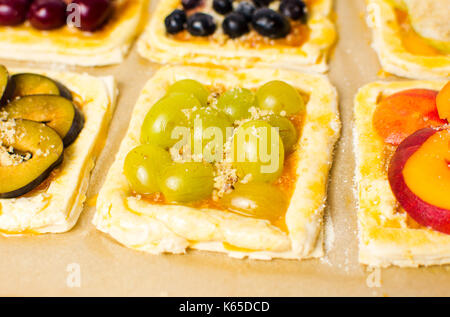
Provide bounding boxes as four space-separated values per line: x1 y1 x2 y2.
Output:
0 118 31 166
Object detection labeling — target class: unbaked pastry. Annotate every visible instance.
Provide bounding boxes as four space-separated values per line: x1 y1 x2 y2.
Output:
94 65 340 260
0 69 117 234
137 0 336 73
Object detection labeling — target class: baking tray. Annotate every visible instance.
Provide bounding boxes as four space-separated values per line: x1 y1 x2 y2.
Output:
1 0 450 296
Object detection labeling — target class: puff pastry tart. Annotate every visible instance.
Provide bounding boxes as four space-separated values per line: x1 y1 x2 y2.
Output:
94 66 340 260
137 0 336 73
354 80 450 267
0 0 146 66
0 65 117 234
366 0 450 79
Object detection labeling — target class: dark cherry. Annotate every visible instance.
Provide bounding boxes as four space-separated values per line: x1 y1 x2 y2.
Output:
212 0 232 15
164 9 186 34
279 0 307 22
187 12 216 37
181 0 201 10
71 0 113 32
222 12 249 39
236 1 255 22
28 0 66 30
251 8 291 38
0 0 29 26
252 0 273 7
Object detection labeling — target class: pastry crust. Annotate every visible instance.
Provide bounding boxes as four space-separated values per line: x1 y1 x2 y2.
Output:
366 0 450 79
354 80 450 267
0 0 146 67
137 0 336 73
94 65 340 260
0 69 117 234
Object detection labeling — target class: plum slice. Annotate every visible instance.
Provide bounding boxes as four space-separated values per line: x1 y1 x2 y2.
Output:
3 95 84 147
0 119 63 199
10 73 73 100
0 65 14 105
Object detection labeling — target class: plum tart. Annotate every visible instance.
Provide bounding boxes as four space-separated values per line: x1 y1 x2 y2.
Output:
354 80 450 267
94 66 340 260
138 0 336 72
0 65 117 234
0 0 147 66
366 0 450 79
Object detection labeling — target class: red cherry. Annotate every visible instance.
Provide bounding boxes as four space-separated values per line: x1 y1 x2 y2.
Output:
0 0 30 26
28 0 67 30
70 0 113 32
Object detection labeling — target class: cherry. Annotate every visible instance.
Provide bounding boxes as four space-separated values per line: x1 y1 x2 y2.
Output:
70 0 113 32
0 0 30 26
28 0 67 30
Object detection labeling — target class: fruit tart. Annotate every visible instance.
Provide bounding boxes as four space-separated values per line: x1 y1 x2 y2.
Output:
137 0 336 73
354 80 450 267
0 65 117 234
94 66 340 259
0 0 147 66
366 0 450 79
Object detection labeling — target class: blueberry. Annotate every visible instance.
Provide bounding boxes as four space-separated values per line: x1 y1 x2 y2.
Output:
279 0 307 22
213 0 233 15
181 0 201 10
251 8 291 39
252 0 273 7
236 1 255 22
164 9 186 34
187 12 216 36
222 12 249 38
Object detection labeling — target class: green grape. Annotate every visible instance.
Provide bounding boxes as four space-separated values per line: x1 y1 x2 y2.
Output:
159 162 215 203
189 107 232 162
232 120 284 183
219 182 288 223
124 144 172 194
167 79 210 106
216 88 255 122
140 93 200 149
265 115 298 154
255 80 305 115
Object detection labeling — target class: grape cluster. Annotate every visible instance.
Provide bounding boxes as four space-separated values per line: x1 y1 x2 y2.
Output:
0 0 113 32
164 0 308 39
124 78 305 207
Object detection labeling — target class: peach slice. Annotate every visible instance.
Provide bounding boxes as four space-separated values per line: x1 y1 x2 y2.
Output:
437 81 450 121
374 89 447 145
388 127 450 234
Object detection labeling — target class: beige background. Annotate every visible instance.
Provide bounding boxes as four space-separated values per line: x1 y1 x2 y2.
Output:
1 0 449 297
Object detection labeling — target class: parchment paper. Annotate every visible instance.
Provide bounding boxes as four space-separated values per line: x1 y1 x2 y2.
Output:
1 0 449 297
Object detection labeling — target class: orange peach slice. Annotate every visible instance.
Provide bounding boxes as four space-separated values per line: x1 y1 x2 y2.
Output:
437 81 450 121
388 127 450 234
374 89 447 145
